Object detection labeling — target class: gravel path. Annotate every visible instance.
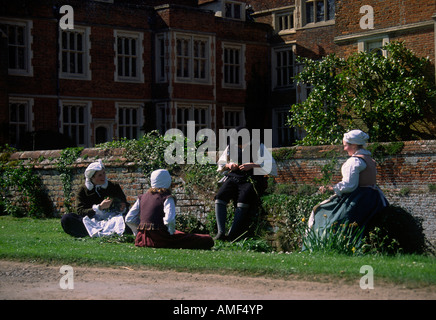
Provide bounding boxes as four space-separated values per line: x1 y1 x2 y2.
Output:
1 260 435 300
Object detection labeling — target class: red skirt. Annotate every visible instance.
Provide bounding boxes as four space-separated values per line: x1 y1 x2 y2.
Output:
135 229 214 250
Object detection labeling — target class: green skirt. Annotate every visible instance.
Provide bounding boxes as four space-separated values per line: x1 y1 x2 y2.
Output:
311 186 388 232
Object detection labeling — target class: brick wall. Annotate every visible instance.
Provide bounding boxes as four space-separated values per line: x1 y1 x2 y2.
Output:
6 140 436 245
335 0 435 37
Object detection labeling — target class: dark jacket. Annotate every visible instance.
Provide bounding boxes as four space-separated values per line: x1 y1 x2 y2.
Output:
75 181 127 218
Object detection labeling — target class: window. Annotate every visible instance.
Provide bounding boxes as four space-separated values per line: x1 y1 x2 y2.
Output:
224 1 243 20
60 27 91 79
175 34 209 83
8 99 33 147
274 108 294 147
117 104 143 140
0 19 33 76
305 0 335 24
61 102 90 147
223 43 245 88
114 30 143 82
273 47 294 89
156 34 167 82
156 103 168 134
358 37 389 57
223 107 244 129
175 104 210 136
276 11 294 32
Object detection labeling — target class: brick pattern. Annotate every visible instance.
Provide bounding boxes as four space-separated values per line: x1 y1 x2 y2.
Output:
335 0 435 36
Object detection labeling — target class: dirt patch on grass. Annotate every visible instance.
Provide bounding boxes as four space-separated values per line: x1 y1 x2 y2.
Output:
0 260 434 300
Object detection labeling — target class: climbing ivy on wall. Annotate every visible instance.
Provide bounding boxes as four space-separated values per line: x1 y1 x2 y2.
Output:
56 147 83 213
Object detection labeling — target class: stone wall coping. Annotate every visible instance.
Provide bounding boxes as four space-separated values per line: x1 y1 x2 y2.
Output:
4 140 436 167
271 140 436 159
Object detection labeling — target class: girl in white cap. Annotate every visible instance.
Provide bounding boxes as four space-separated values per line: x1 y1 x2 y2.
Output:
307 130 388 244
61 160 128 237
125 169 214 250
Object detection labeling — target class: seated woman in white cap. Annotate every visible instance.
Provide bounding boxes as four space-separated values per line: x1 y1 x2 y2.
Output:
61 160 129 237
307 130 388 242
125 169 214 250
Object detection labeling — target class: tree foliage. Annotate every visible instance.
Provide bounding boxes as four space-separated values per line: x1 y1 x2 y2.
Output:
289 41 436 145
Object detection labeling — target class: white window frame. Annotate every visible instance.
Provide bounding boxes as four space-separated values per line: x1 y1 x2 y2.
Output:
222 106 245 129
114 30 144 83
272 45 295 89
115 103 144 140
156 103 168 134
274 10 295 34
8 97 34 147
222 42 245 89
303 0 335 26
59 26 91 80
60 101 91 147
175 103 211 136
223 1 245 21
175 33 211 84
156 33 168 83
0 18 33 76
273 107 294 147
358 36 389 57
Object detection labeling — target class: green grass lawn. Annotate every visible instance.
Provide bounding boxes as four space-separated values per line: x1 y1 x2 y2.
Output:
0 216 435 287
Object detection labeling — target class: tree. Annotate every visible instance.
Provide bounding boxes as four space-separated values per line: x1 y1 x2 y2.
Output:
289 41 436 145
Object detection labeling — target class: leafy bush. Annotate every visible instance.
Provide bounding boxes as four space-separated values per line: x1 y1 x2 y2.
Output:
261 193 328 252
0 165 53 218
56 147 83 213
362 205 432 255
98 130 220 195
302 221 366 255
301 205 432 256
176 213 209 234
290 41 436 145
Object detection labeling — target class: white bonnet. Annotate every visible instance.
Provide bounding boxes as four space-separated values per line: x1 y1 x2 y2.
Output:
343 130 369 147
84 160 106 190
150 169 172 189
85 159 105 179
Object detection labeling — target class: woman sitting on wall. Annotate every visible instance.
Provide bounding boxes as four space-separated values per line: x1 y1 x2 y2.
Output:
125 169 214 250
61 160 129 237
307 130 389 236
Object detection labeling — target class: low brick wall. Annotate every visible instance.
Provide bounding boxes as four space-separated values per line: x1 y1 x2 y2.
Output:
5 140 436 245
8 148 211 220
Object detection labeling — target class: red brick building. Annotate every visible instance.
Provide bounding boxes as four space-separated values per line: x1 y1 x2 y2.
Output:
247 0 435 145
0 0 435 150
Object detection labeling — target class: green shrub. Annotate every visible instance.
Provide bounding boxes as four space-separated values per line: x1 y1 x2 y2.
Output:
176 213 209 234
0 165 53 218
56 147 83 213
261 193 328 252
362 205 431 255
302 221 366 255
98 130 220 196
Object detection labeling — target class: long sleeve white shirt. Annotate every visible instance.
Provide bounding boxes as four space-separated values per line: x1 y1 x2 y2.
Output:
217 143 278 176
332 149 371 196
